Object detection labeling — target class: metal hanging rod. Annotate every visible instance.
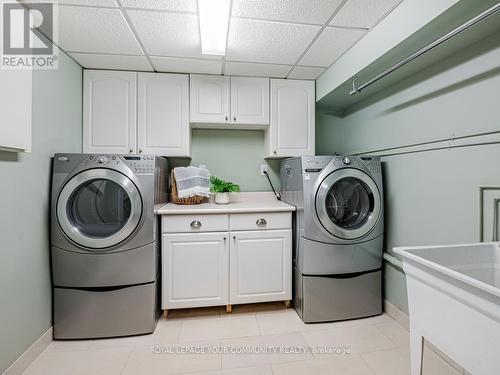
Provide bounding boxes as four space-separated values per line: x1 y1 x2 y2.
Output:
349 2 500 96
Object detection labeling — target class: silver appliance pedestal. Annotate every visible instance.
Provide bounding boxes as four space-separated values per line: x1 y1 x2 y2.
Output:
294 268 382 323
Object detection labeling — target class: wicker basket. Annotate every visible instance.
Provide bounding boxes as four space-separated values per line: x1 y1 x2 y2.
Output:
170 170 207 205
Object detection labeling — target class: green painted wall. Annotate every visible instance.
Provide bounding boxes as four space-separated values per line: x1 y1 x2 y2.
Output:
0 49 82 372
316 31 500 314
188 129 280 192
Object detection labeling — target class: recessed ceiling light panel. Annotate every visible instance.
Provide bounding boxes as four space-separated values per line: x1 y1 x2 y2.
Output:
198 0 231 56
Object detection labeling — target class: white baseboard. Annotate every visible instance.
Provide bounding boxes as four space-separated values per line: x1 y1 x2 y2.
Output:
2 327 52 375
383 299 409 330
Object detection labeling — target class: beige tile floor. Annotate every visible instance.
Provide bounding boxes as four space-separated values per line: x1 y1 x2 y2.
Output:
22 303 462 375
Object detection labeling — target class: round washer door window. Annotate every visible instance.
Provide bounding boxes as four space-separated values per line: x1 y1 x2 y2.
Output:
57 169 142 249
315 169 381 240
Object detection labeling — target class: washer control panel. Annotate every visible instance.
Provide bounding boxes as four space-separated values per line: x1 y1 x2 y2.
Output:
360 156 382 174
123 155 155 174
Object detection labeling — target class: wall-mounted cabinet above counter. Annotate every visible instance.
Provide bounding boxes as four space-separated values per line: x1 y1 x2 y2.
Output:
83 70 190 156
190 75 269 127
83 70 314 158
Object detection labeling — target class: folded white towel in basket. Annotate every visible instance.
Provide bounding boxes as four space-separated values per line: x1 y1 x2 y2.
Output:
174 166 210 198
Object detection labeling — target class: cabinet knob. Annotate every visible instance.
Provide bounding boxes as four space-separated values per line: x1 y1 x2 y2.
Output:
129 149 133 153
225 116 228 121
273 150 277 155
139 149 142 154
190 220 202 229
233 116 236 121
256 218 267 226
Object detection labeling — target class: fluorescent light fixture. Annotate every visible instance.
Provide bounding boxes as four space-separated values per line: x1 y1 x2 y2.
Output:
198 0 231 56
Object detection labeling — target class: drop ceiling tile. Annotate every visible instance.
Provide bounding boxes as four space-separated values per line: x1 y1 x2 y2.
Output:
299 26 366 67
288 65 325 79
69 53 153 71
232 0 344 25
330 0 402 29
121 0 197 12
59 6 142 54
151 56 221 74
224 61 291 78
127 10 215 59
21 0 117 6
226 18 320 65
60 0 117 6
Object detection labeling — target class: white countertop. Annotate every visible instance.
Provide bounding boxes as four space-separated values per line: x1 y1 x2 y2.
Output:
157 192 295 215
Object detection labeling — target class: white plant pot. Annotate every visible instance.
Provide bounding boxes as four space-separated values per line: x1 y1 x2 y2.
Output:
214 192 230 205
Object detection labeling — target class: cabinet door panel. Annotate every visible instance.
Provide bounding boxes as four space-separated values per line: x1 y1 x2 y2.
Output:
0 69 32 152
269 79 315 157
190 75 230 123
230 77 269 125
138 73 189 156
162 232 229 309
230 230 292 304
83 70 136 154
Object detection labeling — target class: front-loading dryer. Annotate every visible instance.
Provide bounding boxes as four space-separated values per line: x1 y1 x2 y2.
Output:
281 155 384 323
50 153 168 339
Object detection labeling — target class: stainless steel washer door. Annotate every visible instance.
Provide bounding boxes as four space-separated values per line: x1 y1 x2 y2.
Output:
315 168 381 240
57 169 142 249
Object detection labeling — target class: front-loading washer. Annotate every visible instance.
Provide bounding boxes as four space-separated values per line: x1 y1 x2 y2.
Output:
281 155 384 322
50 153 168 339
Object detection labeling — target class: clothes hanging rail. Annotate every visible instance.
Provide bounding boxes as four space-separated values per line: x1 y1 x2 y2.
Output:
349 2 500 96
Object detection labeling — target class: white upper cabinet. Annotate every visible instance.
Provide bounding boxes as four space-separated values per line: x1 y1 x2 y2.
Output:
230 77 269 125
0 69 32 152
83 70 191 156
83 70 137 154
266 79 315 158
190 75 230 124
137 73 190 156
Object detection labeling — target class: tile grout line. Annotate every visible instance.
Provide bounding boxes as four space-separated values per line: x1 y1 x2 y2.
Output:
284 0 350 78
118 348 134 375
115 0 157 72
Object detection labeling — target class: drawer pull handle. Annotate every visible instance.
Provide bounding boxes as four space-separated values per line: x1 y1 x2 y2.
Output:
256 218 267 226
190 220 202 229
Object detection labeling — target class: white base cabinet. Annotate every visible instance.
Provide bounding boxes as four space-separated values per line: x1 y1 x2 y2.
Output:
230 230 292 305
162 232 229 309
161 212 292 312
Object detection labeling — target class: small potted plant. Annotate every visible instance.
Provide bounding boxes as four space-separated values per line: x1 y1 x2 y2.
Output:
210 176 240 204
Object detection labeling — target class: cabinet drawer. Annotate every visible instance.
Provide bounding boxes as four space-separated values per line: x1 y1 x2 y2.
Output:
162 214 228 233
230 212 291 231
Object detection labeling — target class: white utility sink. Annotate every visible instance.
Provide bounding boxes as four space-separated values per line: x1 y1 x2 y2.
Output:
395 242 500 375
